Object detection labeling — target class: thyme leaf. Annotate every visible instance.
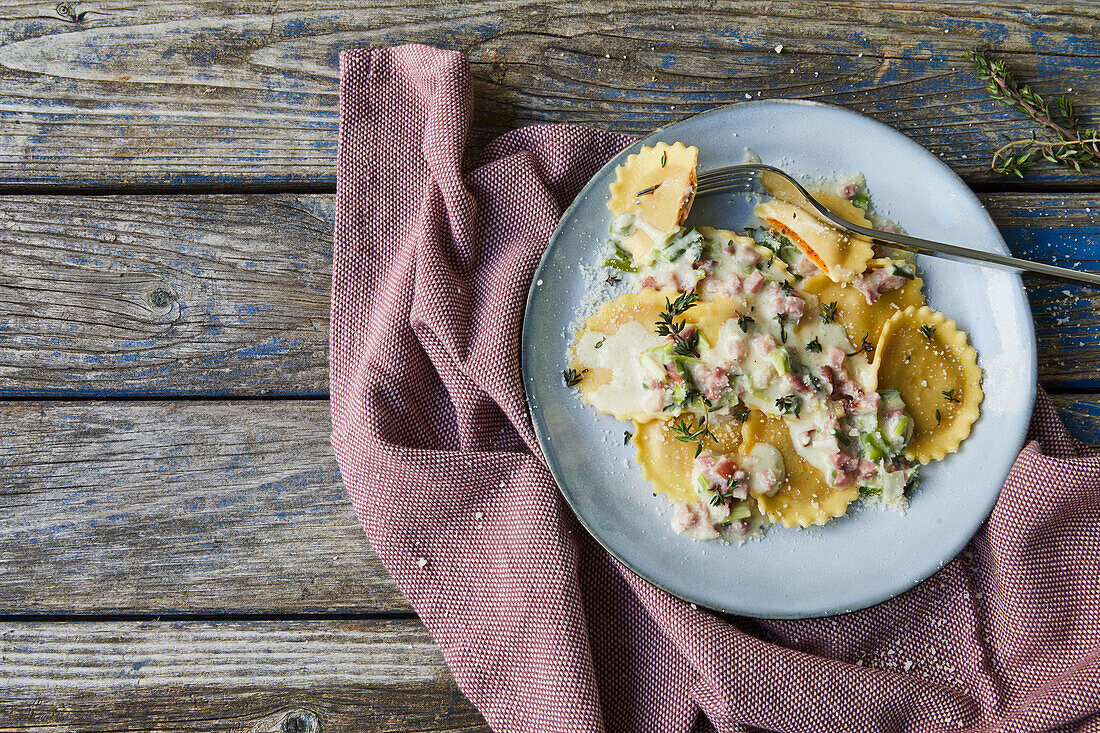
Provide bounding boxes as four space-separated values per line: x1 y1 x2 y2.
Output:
563 368 587 387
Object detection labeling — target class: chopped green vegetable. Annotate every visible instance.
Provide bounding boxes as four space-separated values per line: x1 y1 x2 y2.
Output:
859 430 891 461
603 242 638 273
662 228 704 262
851 192 871 212
891 263 916 280
768 348 792 375
725 502 752 521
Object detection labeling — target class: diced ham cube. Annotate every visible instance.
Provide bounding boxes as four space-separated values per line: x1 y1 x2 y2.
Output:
734 244 760 268
694 364 730 402
727 337 747 364
672 502 721 541
752 333 777 354
726 517 751 537
840 182 859 199
795 256 820 277
853 266 908 305
714 456 738 480
825 346 846 370
743 269 765 293
757 469 780 493
857 459 878 480
785 372 815 396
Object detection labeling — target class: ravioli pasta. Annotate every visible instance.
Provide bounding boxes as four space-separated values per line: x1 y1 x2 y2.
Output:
568 143 984 542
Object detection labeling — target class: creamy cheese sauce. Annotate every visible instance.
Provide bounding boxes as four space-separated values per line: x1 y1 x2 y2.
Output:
580 186 920 542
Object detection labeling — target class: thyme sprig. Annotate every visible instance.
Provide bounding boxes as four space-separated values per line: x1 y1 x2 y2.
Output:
671 414 716 457
563 368 587 387
656 291 700 355
966 49 1100 177
848 333 876 357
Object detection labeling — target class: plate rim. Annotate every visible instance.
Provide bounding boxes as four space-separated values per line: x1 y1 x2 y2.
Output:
521 98 1038 619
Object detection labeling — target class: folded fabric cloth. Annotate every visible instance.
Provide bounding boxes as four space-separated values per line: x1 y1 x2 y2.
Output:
330 44 1100 733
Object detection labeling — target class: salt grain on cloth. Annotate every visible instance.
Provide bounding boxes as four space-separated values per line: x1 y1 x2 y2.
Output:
331 44 1100 733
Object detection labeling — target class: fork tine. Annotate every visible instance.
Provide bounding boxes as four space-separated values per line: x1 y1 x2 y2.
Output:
696 167 760 195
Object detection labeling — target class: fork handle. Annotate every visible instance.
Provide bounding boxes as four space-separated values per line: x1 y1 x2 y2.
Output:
843 223 1100 287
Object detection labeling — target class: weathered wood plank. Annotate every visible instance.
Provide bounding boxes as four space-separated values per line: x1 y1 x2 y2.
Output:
2 397 1098 616
0 1 1098 185
0 194 332 395
0 619 489 733
0 399 407 613
0 192 1097 395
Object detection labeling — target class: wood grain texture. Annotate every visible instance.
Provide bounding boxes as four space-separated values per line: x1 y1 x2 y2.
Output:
0 399 407 614
0 619 490 733
2 397 1099 616
0 1 1098 186
0 192 1097 395
0 194 332 395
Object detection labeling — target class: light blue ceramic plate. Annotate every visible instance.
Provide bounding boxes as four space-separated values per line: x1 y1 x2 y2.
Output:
521 100 1037 619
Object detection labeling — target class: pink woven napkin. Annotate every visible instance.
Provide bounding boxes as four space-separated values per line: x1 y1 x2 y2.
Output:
330 45 1100 733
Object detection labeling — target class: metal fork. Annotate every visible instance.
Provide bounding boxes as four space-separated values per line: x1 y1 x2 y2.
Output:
695 163 1100 286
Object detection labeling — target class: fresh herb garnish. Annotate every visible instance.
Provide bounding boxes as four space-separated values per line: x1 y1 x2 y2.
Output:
635 183 661 197
774 313 789 343
671 328 700 357
919 324 936 341
656 291 701 355
806 337 822 353
671 414 716 457
563 368 587 387
833 428 851 447
624 430 633 444
965 49 1099 177
737 313 754 332
605 272 622 285
660 150 667 168
780 280 794 295
848 333 875 357
942 389 961 404
935 409 942 424
775 394 802 416
821 301 838 324
732 406 750 422
594 338 605 349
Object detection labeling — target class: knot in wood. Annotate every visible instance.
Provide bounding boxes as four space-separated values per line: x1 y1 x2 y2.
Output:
146 287 175 309
281 710 320 733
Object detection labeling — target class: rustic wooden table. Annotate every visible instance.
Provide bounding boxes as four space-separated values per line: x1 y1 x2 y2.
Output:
2 2 1099 730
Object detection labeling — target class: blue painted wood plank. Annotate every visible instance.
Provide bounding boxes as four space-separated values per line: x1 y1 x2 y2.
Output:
0 191 1097 396
0 2 1097 186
